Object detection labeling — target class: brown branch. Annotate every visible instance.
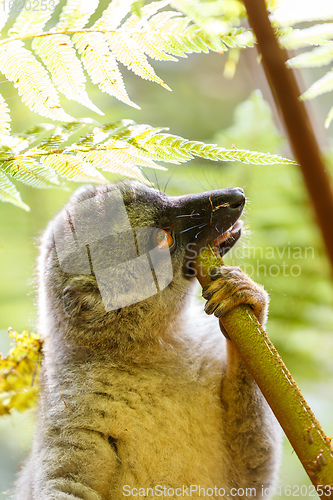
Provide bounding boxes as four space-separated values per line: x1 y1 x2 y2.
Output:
242 0 333 272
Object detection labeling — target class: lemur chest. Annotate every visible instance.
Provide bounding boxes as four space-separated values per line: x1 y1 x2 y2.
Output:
74 362 227 489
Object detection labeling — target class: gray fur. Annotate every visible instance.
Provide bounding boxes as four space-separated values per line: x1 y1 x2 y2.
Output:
13 181 281 499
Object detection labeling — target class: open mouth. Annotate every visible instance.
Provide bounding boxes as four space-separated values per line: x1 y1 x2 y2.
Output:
212 219 244 257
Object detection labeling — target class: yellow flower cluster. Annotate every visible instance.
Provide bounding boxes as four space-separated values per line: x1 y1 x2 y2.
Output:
0 328 43 416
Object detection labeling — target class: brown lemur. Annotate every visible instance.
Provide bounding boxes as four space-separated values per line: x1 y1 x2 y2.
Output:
14 181 281 500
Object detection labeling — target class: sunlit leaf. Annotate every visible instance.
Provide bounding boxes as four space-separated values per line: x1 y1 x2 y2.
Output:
0 170 30 210
32 35 103 115
0 93 10 135
54 0 99 31
301 69 333 101
41 154 108 183
2 158 60 188
287 44 333 69
0 40 73 121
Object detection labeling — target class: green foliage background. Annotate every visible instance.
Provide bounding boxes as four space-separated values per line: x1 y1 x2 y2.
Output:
0 7 333 499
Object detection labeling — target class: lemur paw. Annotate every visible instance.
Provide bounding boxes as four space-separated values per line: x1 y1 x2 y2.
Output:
202 266 269 326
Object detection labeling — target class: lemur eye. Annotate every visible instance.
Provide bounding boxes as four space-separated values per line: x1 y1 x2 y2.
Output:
156 229 174 249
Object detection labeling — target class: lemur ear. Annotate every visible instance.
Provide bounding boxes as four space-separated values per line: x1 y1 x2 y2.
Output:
62 285 83 317
62 278 102 319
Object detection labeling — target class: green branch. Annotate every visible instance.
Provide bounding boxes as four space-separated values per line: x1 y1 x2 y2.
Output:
195 248 333 499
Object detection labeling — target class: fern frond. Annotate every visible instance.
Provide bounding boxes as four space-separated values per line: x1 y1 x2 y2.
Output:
325 106 333 129
32 35 103 115
33 121 87 151
73 32 140 108
283 35 333 123
301 69 333 101
40 154 108 183
92 0 134 30
54 0 99 31
0 170 30 211
0 119 297 209
287 44 333 69
125 1 179 61
0 94 10 135
0 41 73 121
106 31 172 90
171 0 245 31
0 2 11 32
8 0 58 36
271 2 333 27
76 150 151 183
278 24 333 50
2 158 60 188
141 132 297 165
0 0 256 120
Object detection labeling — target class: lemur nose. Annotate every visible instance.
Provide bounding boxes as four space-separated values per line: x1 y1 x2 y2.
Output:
228 188 245 209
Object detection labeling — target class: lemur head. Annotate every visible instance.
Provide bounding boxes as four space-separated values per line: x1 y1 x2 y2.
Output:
39 181 244 341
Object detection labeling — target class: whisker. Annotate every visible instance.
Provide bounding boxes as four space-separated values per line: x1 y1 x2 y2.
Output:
179 223 204 234
194 229 205 240
176 213 201 218
163 171 174 193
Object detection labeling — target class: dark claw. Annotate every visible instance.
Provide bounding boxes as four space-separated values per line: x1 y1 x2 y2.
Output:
202 287 213 300
210 268 222 280
204 302 217 315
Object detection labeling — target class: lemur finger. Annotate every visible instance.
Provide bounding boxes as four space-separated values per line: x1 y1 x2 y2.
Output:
202 266 269 326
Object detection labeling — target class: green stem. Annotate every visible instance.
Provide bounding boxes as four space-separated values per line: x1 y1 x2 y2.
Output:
196 248 333 499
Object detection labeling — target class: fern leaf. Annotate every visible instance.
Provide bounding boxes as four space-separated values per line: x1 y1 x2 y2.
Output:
55 0 99 31
170 0 253 52
33 121 87 151
104 140 166 169
0 170 30 210
287 44 333 69
0 94 10 135
74 120 133 147
0 135 30 158
7 0 59 37
142 132 298 165
145 12 191 57
0 2 11 33
128 2 180 61
76 150 150 183
279 24 333 50
94 0 134 30
32 35 103 115
271 2 333 27
0 119 297 210
40 154 108 183
301 69 333 101
103 1 173 88
132 0 171 21
0 0 255 118
0 41 73 121
73 32 140 108
106 31 171 90
325 106 333 128
133 30 178 62
143 13 253 59
78 130 166 176
2 158 60 188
